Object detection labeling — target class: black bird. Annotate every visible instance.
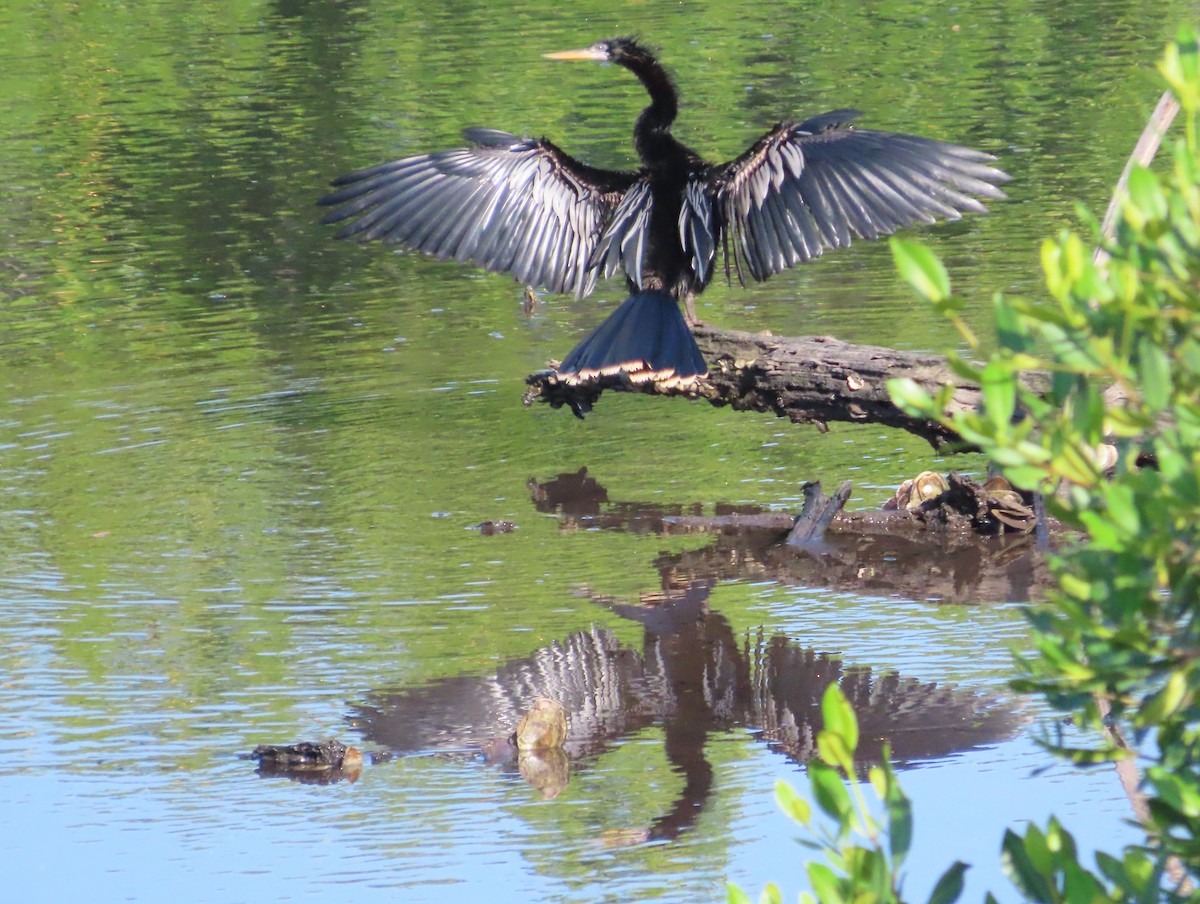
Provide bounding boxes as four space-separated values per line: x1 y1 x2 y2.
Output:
320 37 1008 385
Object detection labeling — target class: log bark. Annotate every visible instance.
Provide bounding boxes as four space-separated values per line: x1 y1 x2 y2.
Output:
525 324 1005 450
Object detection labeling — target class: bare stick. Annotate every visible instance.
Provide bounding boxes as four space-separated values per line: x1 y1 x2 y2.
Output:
1093 90 1181 267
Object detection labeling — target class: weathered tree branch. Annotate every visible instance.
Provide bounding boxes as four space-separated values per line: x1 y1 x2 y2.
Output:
526 325 1004 450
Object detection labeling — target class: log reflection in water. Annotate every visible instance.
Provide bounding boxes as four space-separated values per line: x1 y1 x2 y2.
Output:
529 468 1052 604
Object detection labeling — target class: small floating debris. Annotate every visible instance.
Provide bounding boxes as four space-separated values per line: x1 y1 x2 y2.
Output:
248 739 364 785
472 520 517 535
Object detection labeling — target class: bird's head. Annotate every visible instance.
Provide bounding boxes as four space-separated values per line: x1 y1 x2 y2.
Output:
543 37 651 66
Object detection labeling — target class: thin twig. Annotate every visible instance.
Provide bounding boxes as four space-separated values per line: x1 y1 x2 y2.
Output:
1095 697 1194 895
1093 90 1181 267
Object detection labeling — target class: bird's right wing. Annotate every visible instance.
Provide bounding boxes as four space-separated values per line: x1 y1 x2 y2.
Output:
711 110 1010 284
319 129 637 298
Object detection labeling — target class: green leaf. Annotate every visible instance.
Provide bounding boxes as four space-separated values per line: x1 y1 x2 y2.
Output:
981 360 1016 427
726 883 754 904
868 765 886 799
888 377 935 415
1178 336 1200 375
1104 406 1150 437
1046 744 1132 766
1160 28 1200 111
806 863 845 904
1004 463 1051 490
759 882 783 904
809 760 853 823
1001 828 1056 902
775 778 812 826
1041 236 1068 299
1139 670 1192 726
1099 482 1140 538
887 790 913 866
927 861 969 904
1068 382 1105 443
1062 860 1107 901
994 294 1033 355
1151 765 1200 817
1138 335 1172 412
1093 851 1124 885
818 731 855 776
1044 817 1080 861
1126 166 1168 221
891 238 951 302
1051 441 1101 486
946 351 983 382
820 684 859 755
1111 849 1157 901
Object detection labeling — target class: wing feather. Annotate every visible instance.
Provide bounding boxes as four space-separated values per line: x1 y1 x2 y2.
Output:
320 130 636 297
713 112 1009 284
592 181 654 287
679 179 716 284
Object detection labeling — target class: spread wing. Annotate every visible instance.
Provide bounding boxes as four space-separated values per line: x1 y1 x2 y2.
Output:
712 110 1010 284
319 129 638 298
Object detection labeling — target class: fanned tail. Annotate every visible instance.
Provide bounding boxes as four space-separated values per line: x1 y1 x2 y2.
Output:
556 291 708 386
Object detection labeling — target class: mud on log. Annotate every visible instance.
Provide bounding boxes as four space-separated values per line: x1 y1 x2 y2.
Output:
526 324 1001 450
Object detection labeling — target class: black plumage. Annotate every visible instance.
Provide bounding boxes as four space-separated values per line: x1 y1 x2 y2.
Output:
320 37 1009 384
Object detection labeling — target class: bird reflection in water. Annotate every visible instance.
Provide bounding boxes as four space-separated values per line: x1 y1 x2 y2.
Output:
320 38 1008 389
351 473 1024 842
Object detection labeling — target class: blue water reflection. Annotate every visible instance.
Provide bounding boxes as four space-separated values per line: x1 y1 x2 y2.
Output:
0 1 1174 901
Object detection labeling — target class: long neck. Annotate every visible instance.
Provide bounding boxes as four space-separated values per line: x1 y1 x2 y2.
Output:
623 53 682 168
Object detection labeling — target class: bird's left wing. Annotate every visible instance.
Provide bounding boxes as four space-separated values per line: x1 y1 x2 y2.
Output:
710 111 1010 284
319 129 637 298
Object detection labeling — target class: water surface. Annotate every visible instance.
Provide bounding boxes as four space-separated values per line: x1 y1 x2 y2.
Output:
0 1 1181 901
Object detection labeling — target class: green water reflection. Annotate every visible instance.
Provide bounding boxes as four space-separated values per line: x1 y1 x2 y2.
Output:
0 1 1182 901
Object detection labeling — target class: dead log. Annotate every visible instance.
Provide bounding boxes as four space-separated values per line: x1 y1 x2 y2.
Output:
787 480 854 546
525 325 1039 451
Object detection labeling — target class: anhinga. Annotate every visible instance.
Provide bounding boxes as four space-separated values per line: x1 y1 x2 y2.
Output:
320 38 1008 385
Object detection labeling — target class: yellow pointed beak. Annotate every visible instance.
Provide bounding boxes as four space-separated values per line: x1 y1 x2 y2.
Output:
543 47 608 62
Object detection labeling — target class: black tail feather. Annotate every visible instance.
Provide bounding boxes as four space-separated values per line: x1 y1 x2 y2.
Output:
557 291 708 385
